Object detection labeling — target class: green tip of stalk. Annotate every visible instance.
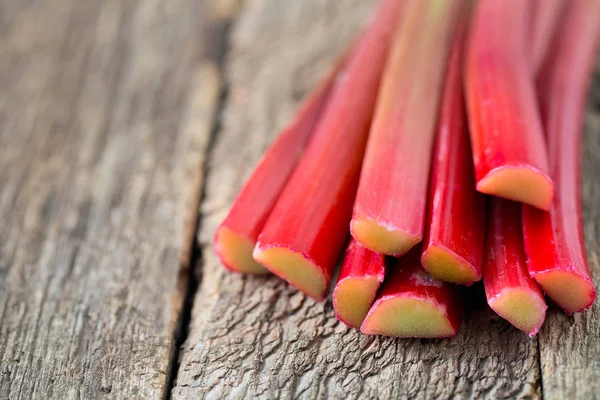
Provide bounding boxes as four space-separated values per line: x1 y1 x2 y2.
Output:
351 217 420 256
215 227 269 274
253 246 327 301
422 245 480 284
361 296 457 338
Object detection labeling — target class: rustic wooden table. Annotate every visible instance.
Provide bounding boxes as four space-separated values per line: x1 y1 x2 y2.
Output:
1 0 599 398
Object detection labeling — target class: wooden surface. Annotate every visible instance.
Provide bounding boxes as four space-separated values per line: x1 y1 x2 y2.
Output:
0 0 599 399
0 0 219 398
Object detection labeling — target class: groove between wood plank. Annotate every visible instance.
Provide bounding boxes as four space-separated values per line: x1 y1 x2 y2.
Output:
164 1 241 398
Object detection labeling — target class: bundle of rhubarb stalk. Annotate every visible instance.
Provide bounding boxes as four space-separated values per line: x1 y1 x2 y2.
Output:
213 0 600 338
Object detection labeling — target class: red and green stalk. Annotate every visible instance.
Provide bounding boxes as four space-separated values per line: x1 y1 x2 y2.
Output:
528 0 566 75
361 247 462 338
351 0 463 256
333 239 386 328
421 9 486 285
253 0 404 301
522 0 600 314
484 199 547 336
213 55 345 274
465 0 554 210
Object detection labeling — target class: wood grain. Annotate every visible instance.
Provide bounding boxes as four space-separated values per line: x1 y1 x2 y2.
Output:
537 70 600 400
0 0 219 398
173 0 544 398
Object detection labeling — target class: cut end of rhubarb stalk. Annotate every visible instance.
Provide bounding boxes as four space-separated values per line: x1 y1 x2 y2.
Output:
333 277 381 328
476 166 554 210
361 296 458 338
421 245 481 285
214 226 269 274
535 271 596 314
253 246 327 301
351 217 420 256
488 288 547 336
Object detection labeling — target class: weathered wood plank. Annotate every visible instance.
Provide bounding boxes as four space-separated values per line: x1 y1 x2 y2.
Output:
537 70 600 399
0 0 220 398
173 1 541 398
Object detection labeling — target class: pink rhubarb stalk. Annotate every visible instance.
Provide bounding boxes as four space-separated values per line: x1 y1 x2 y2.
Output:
484 199 547 336
361 247 462 338
421 11 486 285
351 0 463 256
253 0 404 301
528 0 566 75
522 0 600 314
465 0 554 210
333 239 386 328
214 54 345 274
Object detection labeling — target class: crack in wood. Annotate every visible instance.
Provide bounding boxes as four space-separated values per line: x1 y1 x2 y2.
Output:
163 2 243 399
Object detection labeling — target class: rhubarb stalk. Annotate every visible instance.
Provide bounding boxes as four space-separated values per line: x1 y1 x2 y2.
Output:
484 199 547 336
361 247 462 338
214 54 345 274
465 0 554 210
253 0 404 301
333 239 386 328
528 0 566 74
522 0 600 314
421 10 486 285
351 0 463 256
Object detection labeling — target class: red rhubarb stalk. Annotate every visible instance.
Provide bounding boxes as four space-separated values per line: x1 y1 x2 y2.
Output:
351 0 463 256
421 10 486 285
333 239 386 328
213 55 345 274
522 0 600 314
253 0 404 301
361 247 462 338
484 199 547 336
528 0 566 74
465 0 554 210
